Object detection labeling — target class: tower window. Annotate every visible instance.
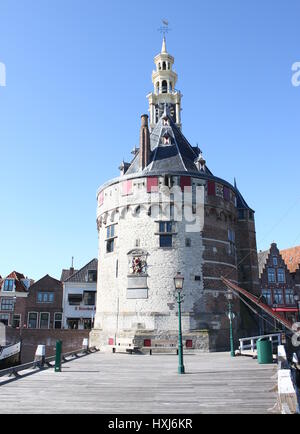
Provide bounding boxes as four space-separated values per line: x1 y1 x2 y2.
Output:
162 80 167 93
186 238 191 247
106 224 117 253
106 239 114 253
163 61 166 70
158 221 173 248
159 235 172 248
159 221 173 233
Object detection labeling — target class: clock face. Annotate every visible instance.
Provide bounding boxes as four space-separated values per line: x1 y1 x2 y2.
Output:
155 103 176 123
169 104 176 122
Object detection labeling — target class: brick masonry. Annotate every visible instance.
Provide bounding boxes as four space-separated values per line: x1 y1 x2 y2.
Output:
4 327 89 363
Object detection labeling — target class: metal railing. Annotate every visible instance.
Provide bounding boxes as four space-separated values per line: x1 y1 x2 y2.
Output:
239 333 282 353
0 346 99 380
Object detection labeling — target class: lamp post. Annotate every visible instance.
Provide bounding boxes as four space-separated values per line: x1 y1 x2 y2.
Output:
225 290 235 357
174 272 185 374
294 294 300 322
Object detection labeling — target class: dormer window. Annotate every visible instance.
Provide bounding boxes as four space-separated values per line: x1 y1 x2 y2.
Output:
3 279 14 292
87 270 97 283
163 135 170 145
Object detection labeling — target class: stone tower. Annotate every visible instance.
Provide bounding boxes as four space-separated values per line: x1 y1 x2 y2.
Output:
90 38 259 352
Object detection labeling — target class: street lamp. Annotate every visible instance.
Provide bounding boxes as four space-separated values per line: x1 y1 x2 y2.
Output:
294 294 300 322
174 272 185 374
225 290 235 357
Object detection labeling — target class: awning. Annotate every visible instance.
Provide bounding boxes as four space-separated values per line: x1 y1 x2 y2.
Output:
68 294 83 301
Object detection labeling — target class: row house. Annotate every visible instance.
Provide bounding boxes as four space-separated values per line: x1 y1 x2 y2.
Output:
26 275 63 330
258 243 300 331
0 271 31 328
0 272 63 329
0 259 98 331
62 259 98 330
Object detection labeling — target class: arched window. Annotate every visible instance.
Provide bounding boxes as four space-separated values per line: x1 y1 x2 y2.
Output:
162 80 167 93
156 82 159 94
162 61 166 70
158 63 161 70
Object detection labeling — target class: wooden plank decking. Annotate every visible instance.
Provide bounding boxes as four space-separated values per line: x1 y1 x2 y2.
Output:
0 352 278 414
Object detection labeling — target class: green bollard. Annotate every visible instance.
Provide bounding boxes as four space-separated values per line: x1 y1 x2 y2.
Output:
55 340 62 372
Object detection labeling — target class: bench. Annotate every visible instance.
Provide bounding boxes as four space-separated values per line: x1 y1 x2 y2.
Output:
142 340 179 355
112 338 139 354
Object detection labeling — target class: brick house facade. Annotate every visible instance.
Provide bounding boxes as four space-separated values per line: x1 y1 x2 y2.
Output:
25 275 63 330
0 271 31 328
258 243 300 331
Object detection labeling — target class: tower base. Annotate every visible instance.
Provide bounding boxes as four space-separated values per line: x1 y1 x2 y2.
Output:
89 328 235 353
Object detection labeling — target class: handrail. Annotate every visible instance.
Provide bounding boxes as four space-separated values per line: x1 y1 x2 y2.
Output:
239 333 281 353
239 333 281 342
0 346 99 379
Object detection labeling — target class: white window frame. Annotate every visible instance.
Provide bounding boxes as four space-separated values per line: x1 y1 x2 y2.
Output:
12 314 21 328
27 311 39 329
0 297 14 311
54 312 62 329
39 312 50 329
0 313 10 325
277 268 285 283
2 279 14 292
268 268 276 283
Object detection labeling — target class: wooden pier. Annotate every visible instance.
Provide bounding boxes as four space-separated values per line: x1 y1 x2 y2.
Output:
0 352 278 414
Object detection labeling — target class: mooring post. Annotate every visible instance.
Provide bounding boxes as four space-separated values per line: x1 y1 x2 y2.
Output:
82 338 89 353
34 345 46 369
54 340 62 372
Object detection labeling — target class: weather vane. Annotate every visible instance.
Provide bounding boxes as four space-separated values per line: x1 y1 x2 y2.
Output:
158 19 171 37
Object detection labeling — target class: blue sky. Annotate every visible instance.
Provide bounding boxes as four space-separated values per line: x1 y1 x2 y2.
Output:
0 0 300 280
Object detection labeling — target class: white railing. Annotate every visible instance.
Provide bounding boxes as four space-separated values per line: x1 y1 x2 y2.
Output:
239 333 282 353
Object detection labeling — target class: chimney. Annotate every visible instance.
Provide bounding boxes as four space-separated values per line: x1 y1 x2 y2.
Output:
139 114 150 169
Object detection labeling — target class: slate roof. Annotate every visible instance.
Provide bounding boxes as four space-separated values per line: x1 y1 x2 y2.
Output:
234 179 252 211
126 113 213 177
65 258 98 283
29 274 62 290
60 268 78 282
